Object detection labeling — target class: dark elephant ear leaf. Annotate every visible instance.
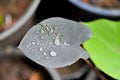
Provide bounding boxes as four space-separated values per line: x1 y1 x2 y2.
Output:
18 17 92 68
83 19 120 79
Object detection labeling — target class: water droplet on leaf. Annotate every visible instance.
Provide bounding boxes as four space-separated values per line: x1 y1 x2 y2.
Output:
54 34 61 46
43 52 47 56
40 36 45 39
40 48 43 51
46 57 49 59
26 45 29 48
32 42 35 45
39 29 45 34
49 42 52 45
50 51 57 57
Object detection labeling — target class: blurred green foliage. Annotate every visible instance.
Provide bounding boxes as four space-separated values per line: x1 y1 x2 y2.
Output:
83 19 120 79
0 15 4 26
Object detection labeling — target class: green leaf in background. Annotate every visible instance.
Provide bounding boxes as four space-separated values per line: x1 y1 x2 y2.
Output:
0 15 4 26
83 19 120 79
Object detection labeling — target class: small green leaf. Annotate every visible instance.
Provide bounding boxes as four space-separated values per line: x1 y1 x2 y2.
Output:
83 19 120 79
0 15 4 26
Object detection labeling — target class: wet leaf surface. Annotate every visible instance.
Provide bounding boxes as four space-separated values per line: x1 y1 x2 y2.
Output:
18 17 92 68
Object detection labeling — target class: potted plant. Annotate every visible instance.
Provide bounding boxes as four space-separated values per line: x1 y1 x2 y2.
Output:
0 0 41 47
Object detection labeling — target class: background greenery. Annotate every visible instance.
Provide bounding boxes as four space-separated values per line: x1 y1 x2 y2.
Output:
83 19 120 79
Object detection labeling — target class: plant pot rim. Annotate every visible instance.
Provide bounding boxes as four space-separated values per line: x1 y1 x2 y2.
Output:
0 0 41 41
68 0 120 17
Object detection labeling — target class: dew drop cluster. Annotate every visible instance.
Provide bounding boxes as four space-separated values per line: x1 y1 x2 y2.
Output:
26 23 70 60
